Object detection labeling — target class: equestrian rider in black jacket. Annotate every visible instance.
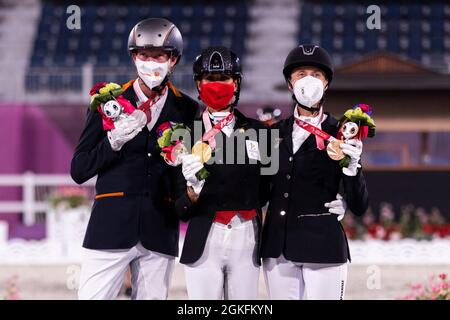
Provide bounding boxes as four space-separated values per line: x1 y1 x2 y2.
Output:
175 46 271 300
71 18 199 300
261 45 369 300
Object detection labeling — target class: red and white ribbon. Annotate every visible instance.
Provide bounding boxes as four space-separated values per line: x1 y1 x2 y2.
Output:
201 110 234 150
294 108 335 150
136 86 167 123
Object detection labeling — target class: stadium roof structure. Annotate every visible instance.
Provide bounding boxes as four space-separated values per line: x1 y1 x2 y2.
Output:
331 52 450 91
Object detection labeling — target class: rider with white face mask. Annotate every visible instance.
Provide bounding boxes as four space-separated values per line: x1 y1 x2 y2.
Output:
72 18 199 300
260 45 369 300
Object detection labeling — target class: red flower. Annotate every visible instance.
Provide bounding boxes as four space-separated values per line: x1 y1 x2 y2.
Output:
422 224 435 235
437 225 450 238
439 273 447 280
161 141 182 164
355 103 373 115
156 121 173 137
162 145 175 162
367 224 380 238
89 82 108 96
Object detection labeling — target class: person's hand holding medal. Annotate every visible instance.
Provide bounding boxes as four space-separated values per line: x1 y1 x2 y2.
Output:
295 104 375 176
181 108 235 201
156 121 211 203
156 121 210 180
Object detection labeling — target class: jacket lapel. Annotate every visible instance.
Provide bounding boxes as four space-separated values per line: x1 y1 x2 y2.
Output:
121 83 139 107
321 112 339 137
281 116 294 155
233 109 250 131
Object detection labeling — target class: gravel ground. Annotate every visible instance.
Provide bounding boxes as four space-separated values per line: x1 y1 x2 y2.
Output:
1 264 449 300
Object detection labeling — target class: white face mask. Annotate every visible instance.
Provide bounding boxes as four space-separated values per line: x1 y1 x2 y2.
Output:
293 75 324 108
135 59 169 90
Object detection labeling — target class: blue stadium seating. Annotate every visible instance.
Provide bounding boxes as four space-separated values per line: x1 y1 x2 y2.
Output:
26 1 249 91
298 1 449 70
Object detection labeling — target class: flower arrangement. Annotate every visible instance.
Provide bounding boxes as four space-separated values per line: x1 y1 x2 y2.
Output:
341 203 450 241
89 82 124 111
337 104 376 167
339 104 376 139
2 275 19 300
88 82 140 130
156 121 209 180
398 273 449 300
48 186 89 210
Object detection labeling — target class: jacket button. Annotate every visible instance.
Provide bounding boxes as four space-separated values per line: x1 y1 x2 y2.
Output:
147 153 152 157
286 174 291 180
280 210 286 216
227 224 232 229
289 156 293 162
284 192 289 198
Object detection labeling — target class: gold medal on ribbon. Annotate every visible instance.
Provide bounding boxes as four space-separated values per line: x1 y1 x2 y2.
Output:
326 139 345 161
191 141 212 163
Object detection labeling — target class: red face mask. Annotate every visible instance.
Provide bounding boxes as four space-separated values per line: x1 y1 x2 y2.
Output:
199 82 235 111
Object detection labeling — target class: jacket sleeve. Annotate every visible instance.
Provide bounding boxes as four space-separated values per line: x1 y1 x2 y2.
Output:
342 168 369 216
70 109 121 184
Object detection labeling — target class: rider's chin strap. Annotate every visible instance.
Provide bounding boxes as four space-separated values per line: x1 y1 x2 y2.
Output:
230 78 241 109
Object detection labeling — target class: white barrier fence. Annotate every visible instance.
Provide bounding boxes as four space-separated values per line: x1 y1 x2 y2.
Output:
0 172 95 225
1 237 450 266
1 173 450 266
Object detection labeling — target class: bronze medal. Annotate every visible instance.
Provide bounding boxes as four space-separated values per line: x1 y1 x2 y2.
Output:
191 141 212 163
326 139 345 161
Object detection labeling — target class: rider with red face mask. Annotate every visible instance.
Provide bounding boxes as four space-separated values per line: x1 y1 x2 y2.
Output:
175 46 270 300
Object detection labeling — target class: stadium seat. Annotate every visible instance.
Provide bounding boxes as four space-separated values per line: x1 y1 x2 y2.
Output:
26 1 249 91
297 1 448 70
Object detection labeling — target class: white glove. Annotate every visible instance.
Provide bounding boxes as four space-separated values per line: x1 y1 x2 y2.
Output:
340 139 363 176
107 113 146 151
181 154 205 195
324 193 347 221
129 109 148 128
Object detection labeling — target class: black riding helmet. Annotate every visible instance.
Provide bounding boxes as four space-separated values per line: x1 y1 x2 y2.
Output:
283 44 334 111
193 46 242 108
283 44 334 84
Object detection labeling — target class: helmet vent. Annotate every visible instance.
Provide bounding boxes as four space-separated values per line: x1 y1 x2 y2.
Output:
300 45 318 55
208 51 224 72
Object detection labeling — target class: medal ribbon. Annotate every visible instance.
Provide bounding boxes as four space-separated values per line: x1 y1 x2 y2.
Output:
294 108 336 150
136 86 167 122
294 118 337 142
201 110 235 150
